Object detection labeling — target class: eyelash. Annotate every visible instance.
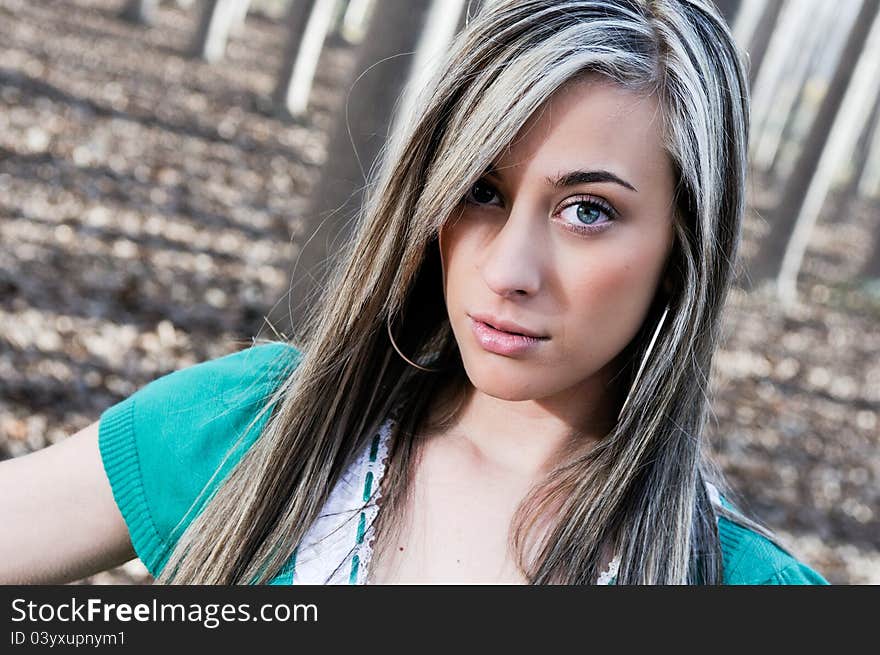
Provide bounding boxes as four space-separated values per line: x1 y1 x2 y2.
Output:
463 179 618 235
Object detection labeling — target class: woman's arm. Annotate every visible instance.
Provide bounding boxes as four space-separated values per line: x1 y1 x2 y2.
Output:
0 420 136 584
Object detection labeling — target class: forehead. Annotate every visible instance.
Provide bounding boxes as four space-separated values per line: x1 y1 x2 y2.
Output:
495 77 670 185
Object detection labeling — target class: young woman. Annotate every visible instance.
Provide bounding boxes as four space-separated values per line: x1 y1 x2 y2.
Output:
0 0 828 585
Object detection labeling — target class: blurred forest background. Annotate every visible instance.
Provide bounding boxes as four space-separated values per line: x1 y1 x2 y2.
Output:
0 0 878 584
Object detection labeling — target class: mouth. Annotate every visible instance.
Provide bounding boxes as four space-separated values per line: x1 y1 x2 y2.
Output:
482 322 531 337
467 313 548 339
467 315 549 356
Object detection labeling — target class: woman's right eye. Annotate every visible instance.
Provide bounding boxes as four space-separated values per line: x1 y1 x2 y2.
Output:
464 179 502 206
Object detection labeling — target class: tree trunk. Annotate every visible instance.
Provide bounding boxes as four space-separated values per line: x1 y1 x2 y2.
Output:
282 0 434 336
749 0 811 160
848 87 880 198
190 0 244 62
229 0 251 35
857 91 880 278
765 3 861 180
747 0 880 300
396 0 468 130
119 0 159 25
337 0 373 44
746 0 784 88
272 0 337 118
750 0 827 175
857 95 880 200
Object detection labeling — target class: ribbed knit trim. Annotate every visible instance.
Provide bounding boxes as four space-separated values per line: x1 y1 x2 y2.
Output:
717 516 746 573
98 395 169 578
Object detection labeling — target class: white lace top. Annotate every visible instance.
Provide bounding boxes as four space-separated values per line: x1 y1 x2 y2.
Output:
288 417 393 584
287 416 631 585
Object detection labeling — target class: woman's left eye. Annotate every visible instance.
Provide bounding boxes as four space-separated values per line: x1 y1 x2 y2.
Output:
555 197 618 234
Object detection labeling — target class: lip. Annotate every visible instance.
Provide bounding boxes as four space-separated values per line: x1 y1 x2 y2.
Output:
468 313 547 339
468 315 548 356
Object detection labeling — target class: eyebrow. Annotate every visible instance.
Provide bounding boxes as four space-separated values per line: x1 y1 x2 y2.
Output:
484 165 638 193
548 169 638 193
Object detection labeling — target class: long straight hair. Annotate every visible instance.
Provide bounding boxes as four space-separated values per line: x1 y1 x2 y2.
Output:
155 0 784 585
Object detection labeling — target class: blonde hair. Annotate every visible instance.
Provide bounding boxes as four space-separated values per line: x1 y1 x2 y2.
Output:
157 0 780 585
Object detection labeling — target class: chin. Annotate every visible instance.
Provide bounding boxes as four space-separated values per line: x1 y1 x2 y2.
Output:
460 357 550 401
475 384 539 402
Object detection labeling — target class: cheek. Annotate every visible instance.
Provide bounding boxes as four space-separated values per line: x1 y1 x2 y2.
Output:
555 247 665 360
439 217 479 300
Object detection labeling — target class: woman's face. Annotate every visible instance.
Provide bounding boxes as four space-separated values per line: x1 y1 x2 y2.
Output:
439 77 677 422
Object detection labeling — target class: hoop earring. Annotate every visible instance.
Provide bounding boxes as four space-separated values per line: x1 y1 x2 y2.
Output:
617 303 670 422
386 313 443 373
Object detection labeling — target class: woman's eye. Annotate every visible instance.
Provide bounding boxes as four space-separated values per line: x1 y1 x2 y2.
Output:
465 179 501 206
557 199 615 227
463 181 617 235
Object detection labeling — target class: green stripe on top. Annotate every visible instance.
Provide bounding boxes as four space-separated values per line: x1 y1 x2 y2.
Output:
349 554 360 584
356 512 366 545
369 434 380 462
363 471 373 502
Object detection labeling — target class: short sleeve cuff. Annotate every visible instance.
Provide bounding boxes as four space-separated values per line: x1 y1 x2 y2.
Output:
98 395 170 578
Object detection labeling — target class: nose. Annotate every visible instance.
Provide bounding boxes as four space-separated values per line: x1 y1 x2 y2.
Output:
480 206 543 298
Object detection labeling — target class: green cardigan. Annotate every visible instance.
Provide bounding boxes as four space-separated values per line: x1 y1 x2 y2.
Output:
97 342 829 585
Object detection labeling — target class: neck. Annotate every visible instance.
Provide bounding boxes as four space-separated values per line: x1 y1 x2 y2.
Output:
430 375 617 480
